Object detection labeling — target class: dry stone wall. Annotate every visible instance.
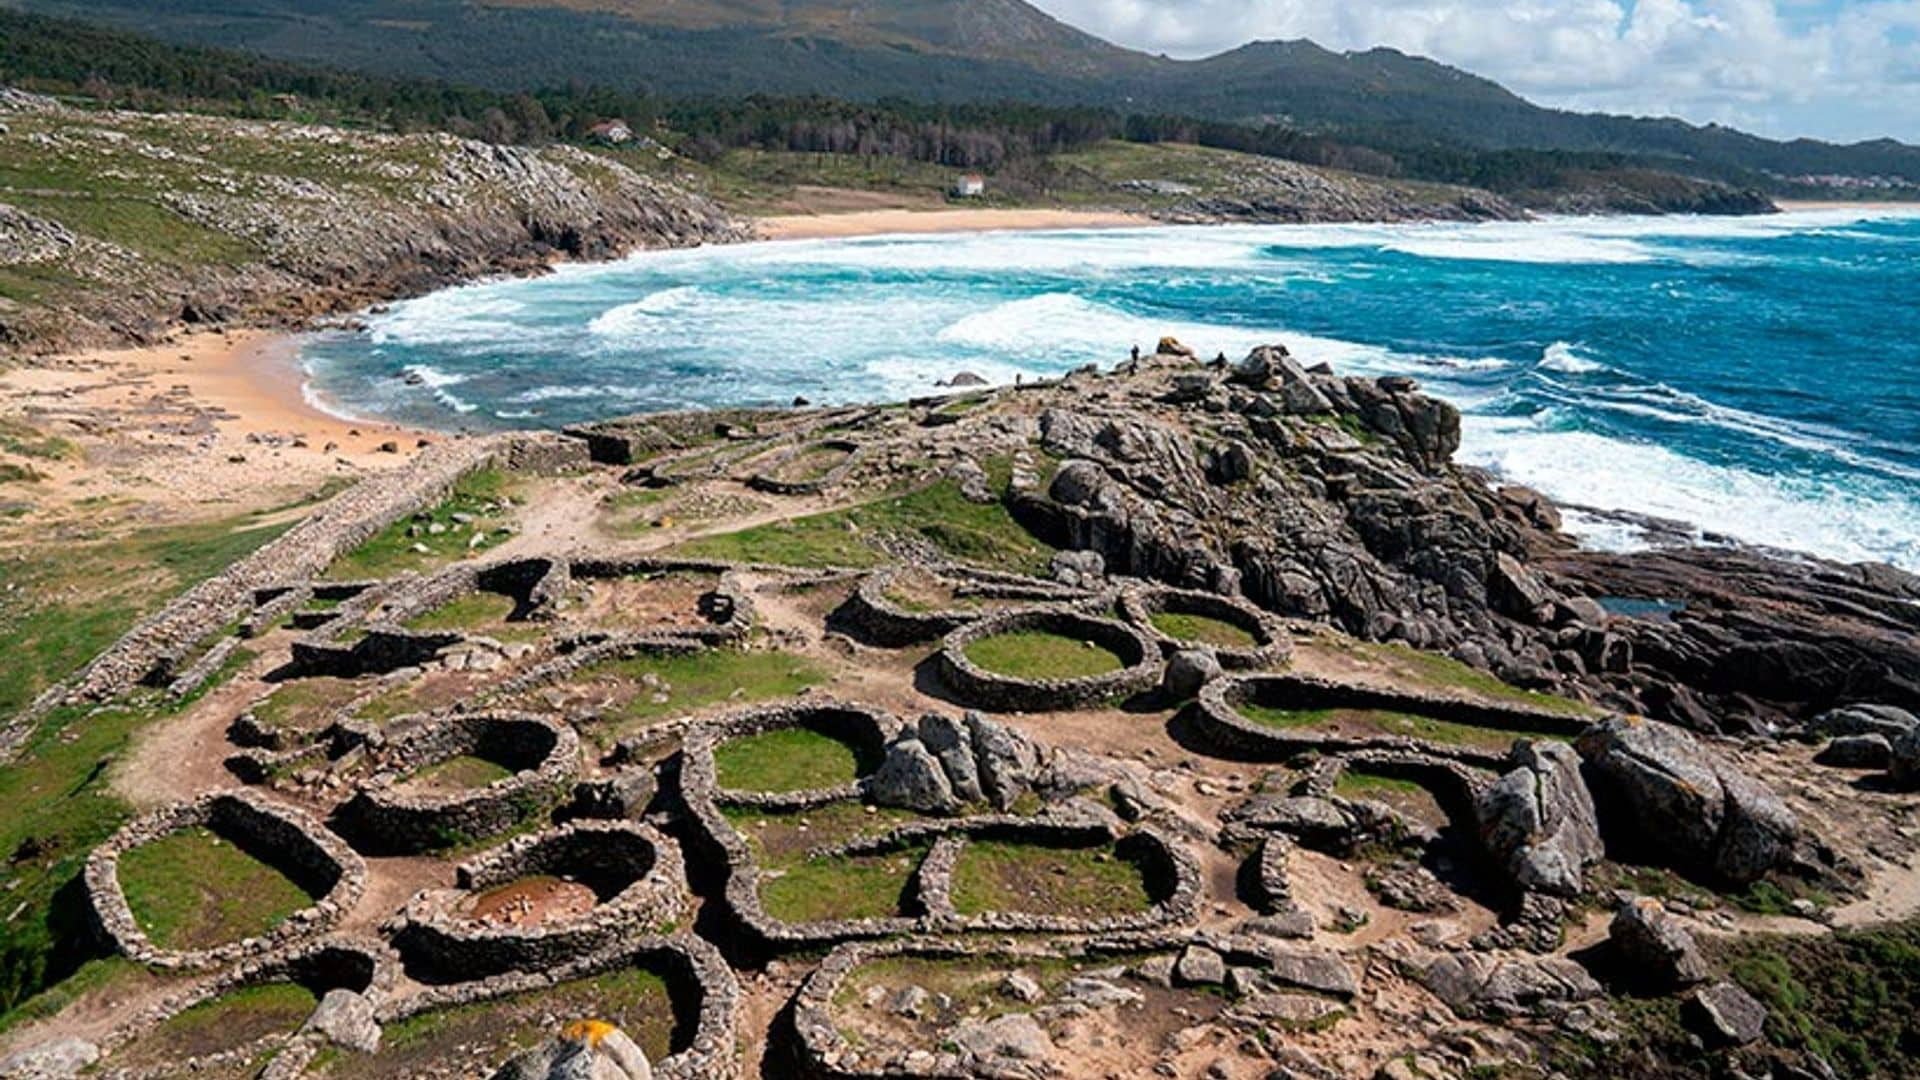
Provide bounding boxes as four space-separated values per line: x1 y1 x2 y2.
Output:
85 790 366 972
936 609 1164 712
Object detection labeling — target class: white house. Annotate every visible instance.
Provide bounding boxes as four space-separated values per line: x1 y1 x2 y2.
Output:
952 173 987 198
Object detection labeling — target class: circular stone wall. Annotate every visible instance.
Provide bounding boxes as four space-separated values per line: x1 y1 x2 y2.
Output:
936 609 1161 712
85 790 366 971
391 821 690 982
1119 585 1292 670
334 712 580 854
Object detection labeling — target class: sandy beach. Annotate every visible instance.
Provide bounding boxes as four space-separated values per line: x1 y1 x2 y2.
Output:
755 206 1154 240
0 329 439 527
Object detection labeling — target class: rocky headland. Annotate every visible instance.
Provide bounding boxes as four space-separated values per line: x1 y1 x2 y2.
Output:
2 335 1916 1080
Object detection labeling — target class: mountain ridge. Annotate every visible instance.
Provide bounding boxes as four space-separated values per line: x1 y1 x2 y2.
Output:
9 0 1920 182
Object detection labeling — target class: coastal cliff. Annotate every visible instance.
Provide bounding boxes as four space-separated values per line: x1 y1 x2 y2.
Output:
0 89 746 354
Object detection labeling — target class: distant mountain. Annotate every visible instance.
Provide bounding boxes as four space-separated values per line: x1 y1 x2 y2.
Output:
11 0 1920 182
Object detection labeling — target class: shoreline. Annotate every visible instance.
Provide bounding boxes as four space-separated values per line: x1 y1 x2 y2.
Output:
0 329 438 528
754 206 1155 241
1775 199 1920 212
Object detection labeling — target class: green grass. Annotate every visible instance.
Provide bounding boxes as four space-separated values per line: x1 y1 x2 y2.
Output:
759 849 925 923
1237 703 1565 750
325 467 518 579
1333 771 1427 798
0 463 42 485
405 754 513 791
964 631 1124 680
111 982 318 1069
565 648 826 729
402 591 545 642
1150 611 1257 649
347 967 673 1077
117 827 316 951
0 508 300 716
674 472 1052 573
251 678 362 731
0 419 75 463
1336 640 1597 717
713 727 862 793
949 840 1153 918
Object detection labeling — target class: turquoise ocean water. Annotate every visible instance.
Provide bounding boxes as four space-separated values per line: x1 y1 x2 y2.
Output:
300 211 1920 571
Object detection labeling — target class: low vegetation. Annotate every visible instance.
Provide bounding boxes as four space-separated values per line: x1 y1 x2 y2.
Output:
949 840 1152 918
1238 703 1566 751
759 849 924 924
566 648 827 730
713 728 862 793
403 592 544 642
116 827 315 951
964 631 1125 681
333 967 674 1077
404 755 515 792
111 982 319 1069
326 468 520 580
675 475 1052 574
1149 610 1256 649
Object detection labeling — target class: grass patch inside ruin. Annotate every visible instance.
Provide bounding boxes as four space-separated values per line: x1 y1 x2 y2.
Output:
713 727 862 794
964 631 1124 681
117 827 316 952
673 471 1051 574
252 677 364 732
402 591 544 643
949 840 1152 919
112 982 319 1069
565 648 826 729
1238 703 1565 751
759 849 925 924
335 967 673 1077
404 755 514 793
326 467 520 580
1149 611 1257 649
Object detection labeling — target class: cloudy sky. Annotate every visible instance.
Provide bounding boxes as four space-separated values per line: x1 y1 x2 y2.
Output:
1026 0 1920 143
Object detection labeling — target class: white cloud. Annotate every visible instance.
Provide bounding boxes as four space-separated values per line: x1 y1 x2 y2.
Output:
1028 0 1920 142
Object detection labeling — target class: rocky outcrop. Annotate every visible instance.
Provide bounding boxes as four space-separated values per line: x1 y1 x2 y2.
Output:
1608 898 1709 992
1477 741 1603 897
492 1021 654 1080
0 93 743 354
1575 717 1802 887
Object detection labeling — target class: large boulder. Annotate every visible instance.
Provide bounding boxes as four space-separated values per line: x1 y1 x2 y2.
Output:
1609 898 1710 991
966 711 1042 810
491 1021 653 1080
1686 982 1768 1047
1487 553 1558 625
951 1013 1054 1074
869 736 958 814
1806 704 1917 742
1478 740 1604 897
1419 953 1602 1020
1162 647 1223 699
917 712 985 804
1576 717 1801 886
1891 726 1920 789
303 989 382 1054
0 1038 100 1079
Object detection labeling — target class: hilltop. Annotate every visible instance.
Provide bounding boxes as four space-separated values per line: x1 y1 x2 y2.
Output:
16 0 1920 190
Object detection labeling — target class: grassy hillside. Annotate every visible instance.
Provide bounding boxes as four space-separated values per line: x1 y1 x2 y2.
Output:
15 0 1920 186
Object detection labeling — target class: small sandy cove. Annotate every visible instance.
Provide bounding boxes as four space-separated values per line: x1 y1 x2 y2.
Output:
0 329 441 523
756 206 1152 240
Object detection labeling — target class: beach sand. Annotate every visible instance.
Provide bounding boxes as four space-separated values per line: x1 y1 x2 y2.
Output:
756 206 1153 240
0 329 440 528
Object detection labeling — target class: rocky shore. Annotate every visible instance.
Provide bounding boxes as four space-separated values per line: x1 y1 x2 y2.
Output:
0 89 745 354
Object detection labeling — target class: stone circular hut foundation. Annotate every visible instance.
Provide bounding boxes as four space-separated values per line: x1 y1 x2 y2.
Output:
836 566 1107 647
390 820 690 982
85 789 366 972
333 712 580 855
936 608 1162 712
1118 584 1293 670
1193 671 1591 768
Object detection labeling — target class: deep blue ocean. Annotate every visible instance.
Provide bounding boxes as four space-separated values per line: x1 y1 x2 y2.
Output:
300 211 1920 571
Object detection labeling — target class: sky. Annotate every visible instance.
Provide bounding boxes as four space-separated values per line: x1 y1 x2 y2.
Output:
1026 0 1920 143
